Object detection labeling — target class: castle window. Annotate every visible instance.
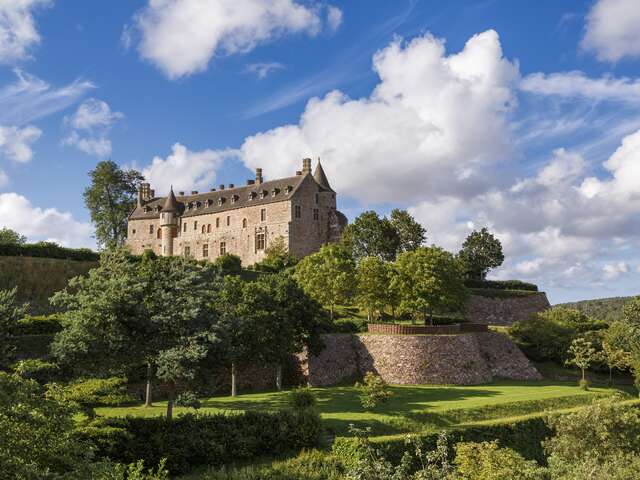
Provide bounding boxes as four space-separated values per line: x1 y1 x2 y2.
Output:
260 208 266 222
226 216 230 226
201 224 206 234
259 190 266 199
132 229 136 235
196 201 201 209
157 228 161 239
149 224 154 234
242 218 247 228
220 242 226 256
285 185 292 194
231 195 238 204
184 246 191 257
206 199 213 207
202 244 209 258
207 224 211 233
183 222 187 233
218 198 224 206
194 221 198 231
248 191 256 200
216 217 220 228
255 233 265 251
313 208 319 221
271 188 279 197
315 193 319 204
294 205 301 219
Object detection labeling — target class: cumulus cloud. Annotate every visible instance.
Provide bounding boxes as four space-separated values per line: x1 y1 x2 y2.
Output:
603 261 629 280
241 30 519 203
245 61 285 79
62 98 123 157
141 143 238 194
0 124 41 162
0 0 51 64
0 192 94 248
132 0 335 78
326 5 342 32
582 0 640 62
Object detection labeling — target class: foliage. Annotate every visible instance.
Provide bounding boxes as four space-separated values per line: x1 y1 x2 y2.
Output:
565 337 598 385
47 377 131 418
355 257 399 321
0 241 99 261
294 243 356 320
342 210 400 261
12 358 59 384
288 387 317 410
548 453 640 480
77 409 323 475
0 227 26 245
389 209 427 254
215 253 243 275
622 296 640 326
357 372 393 410
175 391 201 409
80 458 170 480
464 279 538 292
455 441 547 480
458 227 504 279
599 341 631 385
558 296 631 324
0 287 27 368
254 236 298 272
394 247 467 325
84 160 144 250
16 314 63 334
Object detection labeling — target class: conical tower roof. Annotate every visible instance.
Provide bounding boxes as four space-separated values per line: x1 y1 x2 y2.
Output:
313 159 333 192
162 187 180 212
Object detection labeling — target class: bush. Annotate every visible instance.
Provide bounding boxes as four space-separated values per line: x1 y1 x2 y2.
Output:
288 387 317 410
464 279 538 291
0 242 99 261
48 377 131 418
16 314 63 335
215 254 242 275
77 409 323 475
12 358 59 384
357 372 393 410
175 391 201 409
579 378 589 390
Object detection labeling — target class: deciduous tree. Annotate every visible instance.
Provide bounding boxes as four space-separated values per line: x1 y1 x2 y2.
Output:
565 337 598 388
389 209 426 253
355 257 393 321
0 288 27 369
0 227 26 245
458 227 504 279
342 211 400 261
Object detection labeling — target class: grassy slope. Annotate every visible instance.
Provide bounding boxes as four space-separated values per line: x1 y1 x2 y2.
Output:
96 380 633 437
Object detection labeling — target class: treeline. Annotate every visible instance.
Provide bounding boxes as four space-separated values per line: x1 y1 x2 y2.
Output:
558 296 633 323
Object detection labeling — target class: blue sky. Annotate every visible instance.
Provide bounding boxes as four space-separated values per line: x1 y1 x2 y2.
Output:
1 0 640 304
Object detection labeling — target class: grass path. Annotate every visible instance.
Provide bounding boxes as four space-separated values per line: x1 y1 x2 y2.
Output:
97 380 633 437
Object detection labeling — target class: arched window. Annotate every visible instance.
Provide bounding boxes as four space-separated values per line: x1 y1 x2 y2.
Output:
156 228 161 239
207 224 211 233
201 224 206 234
242 218 247 228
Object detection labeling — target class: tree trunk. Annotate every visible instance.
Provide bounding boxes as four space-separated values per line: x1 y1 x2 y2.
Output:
231 362 237 397
275 364 283 391
144 363 153 407
367 310 371 322
609 366 613 387
330 305 334 322
581 368 586 381
166 386 175 421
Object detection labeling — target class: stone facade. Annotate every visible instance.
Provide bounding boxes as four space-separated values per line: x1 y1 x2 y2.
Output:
125 158 347 265
466 292 551 326
297 332 541 387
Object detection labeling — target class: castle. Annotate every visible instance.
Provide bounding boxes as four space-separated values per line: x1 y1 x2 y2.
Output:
126 158 348 264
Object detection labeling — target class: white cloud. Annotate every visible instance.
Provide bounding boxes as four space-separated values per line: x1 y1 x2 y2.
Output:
245 61 285 79
521 71 640 103
0 0 51 64
0 69 95 126
0 192 94 248
141 143 237 194
133 0 326 78
582 0 640 62
0 124 41 162
62 98 123 157
603 261 629 280
326 5 342 32
241 30 519 203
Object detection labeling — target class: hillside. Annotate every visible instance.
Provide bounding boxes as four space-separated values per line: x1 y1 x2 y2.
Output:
557 295 637 323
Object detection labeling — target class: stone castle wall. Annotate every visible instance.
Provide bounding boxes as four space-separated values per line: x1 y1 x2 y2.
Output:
297 332 541 387
466 292 551 326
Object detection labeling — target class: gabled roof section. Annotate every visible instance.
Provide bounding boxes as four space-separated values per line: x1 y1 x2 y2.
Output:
313 159 333 192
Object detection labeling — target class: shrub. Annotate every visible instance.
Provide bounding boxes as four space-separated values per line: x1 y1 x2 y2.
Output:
578 378 589 390
288 387 317 410
77 409 323 475
0 241 99 261
356 372 392 410
464 279 538 291
16 314 63 334
47 377 131 418
12 358 59 384
455 441 547 480
215 254 242 275
175 391 201 409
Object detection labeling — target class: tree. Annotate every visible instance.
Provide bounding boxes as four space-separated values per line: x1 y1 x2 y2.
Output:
342 211 400 261
294 243 356 321
51 248 221 419
565 337 598 388
214 253 242 275
458 227 504 279
255 236 298 272
455 441 547 480
622 296 640 327
599 341 631 386
355 257 393 321
0 227 26 245
0 288 27 369
394 247 467 325
84 160 144 250
389 209 426 253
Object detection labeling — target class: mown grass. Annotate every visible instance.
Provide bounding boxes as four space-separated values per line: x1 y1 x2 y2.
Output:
96 380 633 437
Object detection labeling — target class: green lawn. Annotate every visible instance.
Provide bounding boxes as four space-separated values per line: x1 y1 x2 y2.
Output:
97 380 633 437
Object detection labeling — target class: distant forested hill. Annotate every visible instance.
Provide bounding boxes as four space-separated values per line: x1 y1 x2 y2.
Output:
557 296 638 323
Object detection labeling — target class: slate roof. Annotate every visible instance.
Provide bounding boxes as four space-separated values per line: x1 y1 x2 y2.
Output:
313 160 333 192
129 174 308 220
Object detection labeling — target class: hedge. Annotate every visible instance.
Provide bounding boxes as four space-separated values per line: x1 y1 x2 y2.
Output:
0 242 99 261
465 279 538 292
16 315 63 335
75 409 323 475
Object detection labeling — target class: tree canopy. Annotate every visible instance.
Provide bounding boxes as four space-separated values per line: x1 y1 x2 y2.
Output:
342 211 400 261
389 208 426 253
458 227 504 279
0 288 27 369
0 227 27 245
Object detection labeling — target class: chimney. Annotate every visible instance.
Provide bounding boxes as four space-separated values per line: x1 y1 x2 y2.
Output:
302 158 312 174
149 189 155 198
191 190 198 195
219 184 225 190
138 182 151 206
228 183 234 189
210 187 216 191
296 171 302 176
178 191 185 196
255 168 263 184
246 179 255 185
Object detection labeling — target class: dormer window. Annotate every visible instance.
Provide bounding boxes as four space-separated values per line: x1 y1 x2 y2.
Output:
143 206 150 213
155 206 162 213
248 191 256 201
195 201 201 209
271 188 279 197
259 190 267 199
231 194 239 204
285 185 293 194
218 197 224 206
206 199 213 207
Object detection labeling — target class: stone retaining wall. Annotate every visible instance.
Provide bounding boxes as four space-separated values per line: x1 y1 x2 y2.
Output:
466 292 550 326
367 323 488 335
298 332 540 387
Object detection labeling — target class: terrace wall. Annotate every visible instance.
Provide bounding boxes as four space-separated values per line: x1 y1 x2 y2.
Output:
466 292 551 326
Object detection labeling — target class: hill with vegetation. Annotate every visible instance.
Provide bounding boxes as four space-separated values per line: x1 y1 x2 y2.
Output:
557 296 638 323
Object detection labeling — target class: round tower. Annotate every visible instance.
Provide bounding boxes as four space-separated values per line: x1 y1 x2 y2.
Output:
160 187 179 257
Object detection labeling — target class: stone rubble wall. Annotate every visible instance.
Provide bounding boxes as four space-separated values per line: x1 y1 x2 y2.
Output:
466 292 551 326
297 332 540 387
